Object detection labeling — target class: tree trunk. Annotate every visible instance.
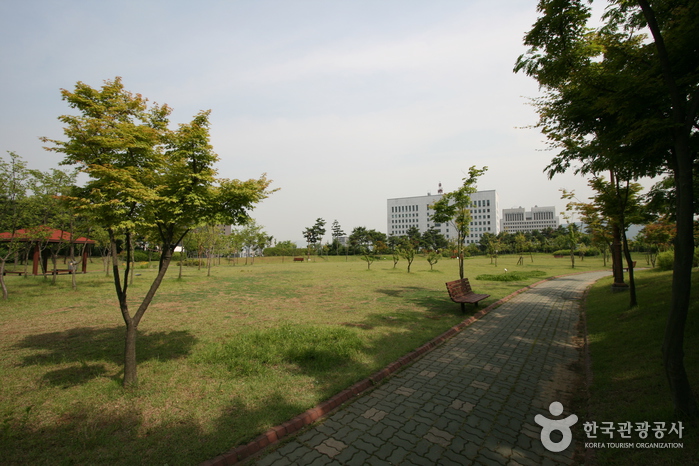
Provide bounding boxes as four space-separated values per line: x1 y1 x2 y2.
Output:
662 144 698 418
636 0 698 419
23 248 30 276
620 226 637 308
0 259 8 300
610 171 626 287
123 319 138 386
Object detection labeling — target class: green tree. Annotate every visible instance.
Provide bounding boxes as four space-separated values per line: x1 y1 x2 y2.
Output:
514 233 528 265
421 228 448 252
430 166 487 279
42 77 273 386
638 222 675 267
349 226 385 269
330 219 345 255
516 0 698 417
240 221 266 265
586 175 647 306
0 152 31 299
397 236 418 273
303 218 326 258
426 250 440 271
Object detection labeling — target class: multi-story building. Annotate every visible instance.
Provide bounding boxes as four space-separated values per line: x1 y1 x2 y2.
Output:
387 185 500 244
464 190 500 244
501 206 559 233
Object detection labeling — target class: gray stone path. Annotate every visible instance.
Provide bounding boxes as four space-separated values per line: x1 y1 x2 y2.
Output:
250 271 610 466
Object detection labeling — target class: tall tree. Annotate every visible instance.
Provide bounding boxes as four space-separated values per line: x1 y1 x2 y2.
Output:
330 219 345 255
42 77 273 386
516 0 698 417
431 166 488 279
303 218 326 258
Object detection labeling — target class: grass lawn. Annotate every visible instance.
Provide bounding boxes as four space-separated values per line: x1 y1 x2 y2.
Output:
1 253 612 465
583 268 699 465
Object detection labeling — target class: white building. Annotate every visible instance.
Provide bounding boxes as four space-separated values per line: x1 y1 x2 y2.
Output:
387 185 500 244
501 206 559 233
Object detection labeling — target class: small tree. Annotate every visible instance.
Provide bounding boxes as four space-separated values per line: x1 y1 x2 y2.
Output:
430 166 487 279
638 222 675 267
426 250 440 271
397 236 418 273
331 220 345 255
43 77 273 386
303 218 326 259
241 221 265 265
0 152 30 299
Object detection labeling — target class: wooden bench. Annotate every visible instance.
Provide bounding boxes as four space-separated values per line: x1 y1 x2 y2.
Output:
293 257 305 262
2 270 25 276
446 278 490 313
624 261 637 272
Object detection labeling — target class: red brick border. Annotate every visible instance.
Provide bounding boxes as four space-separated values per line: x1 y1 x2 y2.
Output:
200 272 600 465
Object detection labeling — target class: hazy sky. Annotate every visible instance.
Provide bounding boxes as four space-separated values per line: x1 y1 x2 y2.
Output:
1 0 618 244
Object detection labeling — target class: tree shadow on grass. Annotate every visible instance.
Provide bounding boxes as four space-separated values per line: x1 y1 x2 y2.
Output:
374 286 460 315
0 388 312 466
14 326 197 386
41 363 110 388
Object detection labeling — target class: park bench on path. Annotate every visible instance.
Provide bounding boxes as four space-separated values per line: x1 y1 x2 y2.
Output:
624 261 637 272
445 278 490 313
2 270 25 276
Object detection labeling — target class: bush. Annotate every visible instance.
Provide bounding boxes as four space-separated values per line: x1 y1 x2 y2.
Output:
656 250 674 271
263 247 308 257
177 259 206 267
476 270 547 281
552 249 598 257
652 249 698 270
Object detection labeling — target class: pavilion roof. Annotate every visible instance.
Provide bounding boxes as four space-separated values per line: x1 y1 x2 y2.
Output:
0 228 96 244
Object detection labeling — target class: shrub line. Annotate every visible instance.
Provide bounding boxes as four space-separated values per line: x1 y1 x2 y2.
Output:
199 271 602 466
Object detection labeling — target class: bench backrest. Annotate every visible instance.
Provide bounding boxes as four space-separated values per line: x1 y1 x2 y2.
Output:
446 278 473 298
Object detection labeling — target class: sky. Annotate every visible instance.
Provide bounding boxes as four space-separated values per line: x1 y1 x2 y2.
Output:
1 0 632 245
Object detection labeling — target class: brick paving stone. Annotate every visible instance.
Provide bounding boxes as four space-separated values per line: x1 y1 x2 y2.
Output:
254 451 286 466
373 442 397 461
245 272 609 466
315 438 348 458
385 445 410 464
441 449 474 465
388 432 418 450
333 445 361 464
298 430 328 447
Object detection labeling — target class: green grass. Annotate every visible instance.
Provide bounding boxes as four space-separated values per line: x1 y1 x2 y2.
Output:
583 269 699 465
0 253 612 465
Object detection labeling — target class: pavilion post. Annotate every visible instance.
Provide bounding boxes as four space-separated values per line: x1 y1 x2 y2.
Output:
32 243 40 275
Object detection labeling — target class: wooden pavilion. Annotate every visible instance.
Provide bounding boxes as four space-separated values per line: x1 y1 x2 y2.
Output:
0 228 95 275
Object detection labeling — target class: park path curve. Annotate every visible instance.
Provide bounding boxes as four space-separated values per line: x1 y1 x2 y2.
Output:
218 271 611 466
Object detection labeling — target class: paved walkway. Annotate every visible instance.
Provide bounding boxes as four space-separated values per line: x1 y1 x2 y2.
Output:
249 271 611 466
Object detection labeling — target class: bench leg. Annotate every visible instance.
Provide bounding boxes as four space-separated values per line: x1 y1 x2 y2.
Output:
460 302 465 314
